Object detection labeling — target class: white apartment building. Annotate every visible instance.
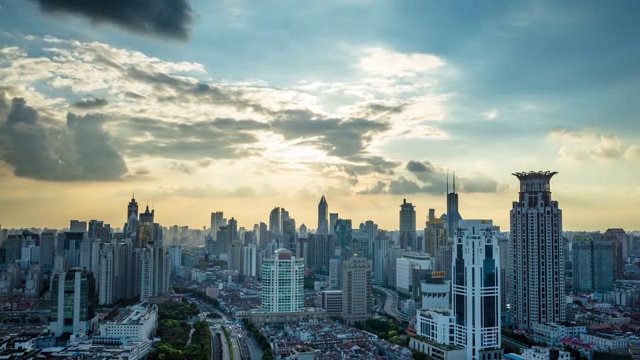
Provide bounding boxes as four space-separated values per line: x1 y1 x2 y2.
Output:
261 248 304 312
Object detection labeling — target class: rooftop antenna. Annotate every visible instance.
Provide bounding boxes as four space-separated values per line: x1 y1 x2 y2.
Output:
446 171 449 194
453 171 456 193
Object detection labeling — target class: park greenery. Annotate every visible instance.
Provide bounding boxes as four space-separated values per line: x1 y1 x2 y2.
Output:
355 318 408 346
242 318 274 360
148 300 211 360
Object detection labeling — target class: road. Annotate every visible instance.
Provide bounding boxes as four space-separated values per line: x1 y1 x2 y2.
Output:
188 296 251 360
374 285 410 322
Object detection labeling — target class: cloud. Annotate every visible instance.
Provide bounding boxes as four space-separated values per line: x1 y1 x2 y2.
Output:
389 176 426 194
357 181 387 195
34 0 194 40
459 173 498 193
405 160 447 194
0 97 127 181
357 47 445 77
551 128 639 161
272 111 390 158
73 96 108 109
115 117 269 160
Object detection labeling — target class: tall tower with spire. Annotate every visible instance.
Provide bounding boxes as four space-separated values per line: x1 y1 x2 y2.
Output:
446 172 462 239
510 171 565 329
318 195 328 234
127 194 138 221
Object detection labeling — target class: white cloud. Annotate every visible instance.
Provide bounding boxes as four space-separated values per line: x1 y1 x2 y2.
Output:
550 128 639 161
356 47 445 78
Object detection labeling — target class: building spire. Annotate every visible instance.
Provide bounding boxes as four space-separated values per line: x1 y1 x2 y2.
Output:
453 171 456 193
446 171 449 194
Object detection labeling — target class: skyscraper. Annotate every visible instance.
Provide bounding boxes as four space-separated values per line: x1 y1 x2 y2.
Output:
261 248 304 312
572 234 614 292
329 213 339 235
453 220 501 359
318 195 328 234
342 254 373 325
50 269 96 336
210 211 224 239
510 171 565 329
269 207 282 236
99 244 114 305
446 174 462 239
399 199 416 250
425 208 446 257
127 195 138 221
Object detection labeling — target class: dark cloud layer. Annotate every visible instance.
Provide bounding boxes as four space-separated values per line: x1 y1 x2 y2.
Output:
73 97 108 109
115 117 269 160
0 96 127 181
34 0 193 40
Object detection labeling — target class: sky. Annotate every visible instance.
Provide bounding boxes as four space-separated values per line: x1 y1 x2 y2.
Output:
0 0 639 232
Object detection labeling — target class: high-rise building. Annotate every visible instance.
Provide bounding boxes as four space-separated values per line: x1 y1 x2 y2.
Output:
446 174 462 239
127 195 138 222
510 171 565 329
50 269 96 336
229 240 243 273
603 228 628 281
210 211 224 239
70 220 88 233
396 252 433 299
399 199 417 250
259 222 268 248
269 207 282 236
342 254 373 325
318 195 328 234
329 213 339 235
335 219 352 249
453 220 501 359
424 209 446 257
99 244 114 305
307 233 334 276
261 248 304 313
137 206 154 248
373 233 390 286
228 217 238 240
572 234 614 292
243 244 257 277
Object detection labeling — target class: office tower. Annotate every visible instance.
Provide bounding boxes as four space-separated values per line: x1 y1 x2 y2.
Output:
299 224 308 238
70 220 88 233
127 195 138 221
329 213 339 235
317 290 343 315
329 249 342 290
259 222 268 248
307 233 334 276
572 234 614 292
335 219 352 249
283 218 297 253
210 211 224 239
318 195 328 234
205 236 215 257
446 174 462 239
137 245 169 301
137 206 154 248
373 234 390 286
243 244 257 277
424 209 446 256
99 244 114 305
168 245 182 275
363 220 378 244
396 252 433 299
603 228 628 281
228 217 238 240
452 220 501 360
269 207 282 236
50 269 96 336
498 234 510 312
4 234 22 266
434 244 453 280
79 238 100 276
342 254 373 325
113 239 135 301
399 199 417 250
261 248 304 312
61 232 84 268
216 225 232 256
229 240 243 272
350 231 371 260
387 244 402 288
510 171 565 329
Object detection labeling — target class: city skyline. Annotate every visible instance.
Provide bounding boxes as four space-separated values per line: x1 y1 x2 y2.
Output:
1 2 640 231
